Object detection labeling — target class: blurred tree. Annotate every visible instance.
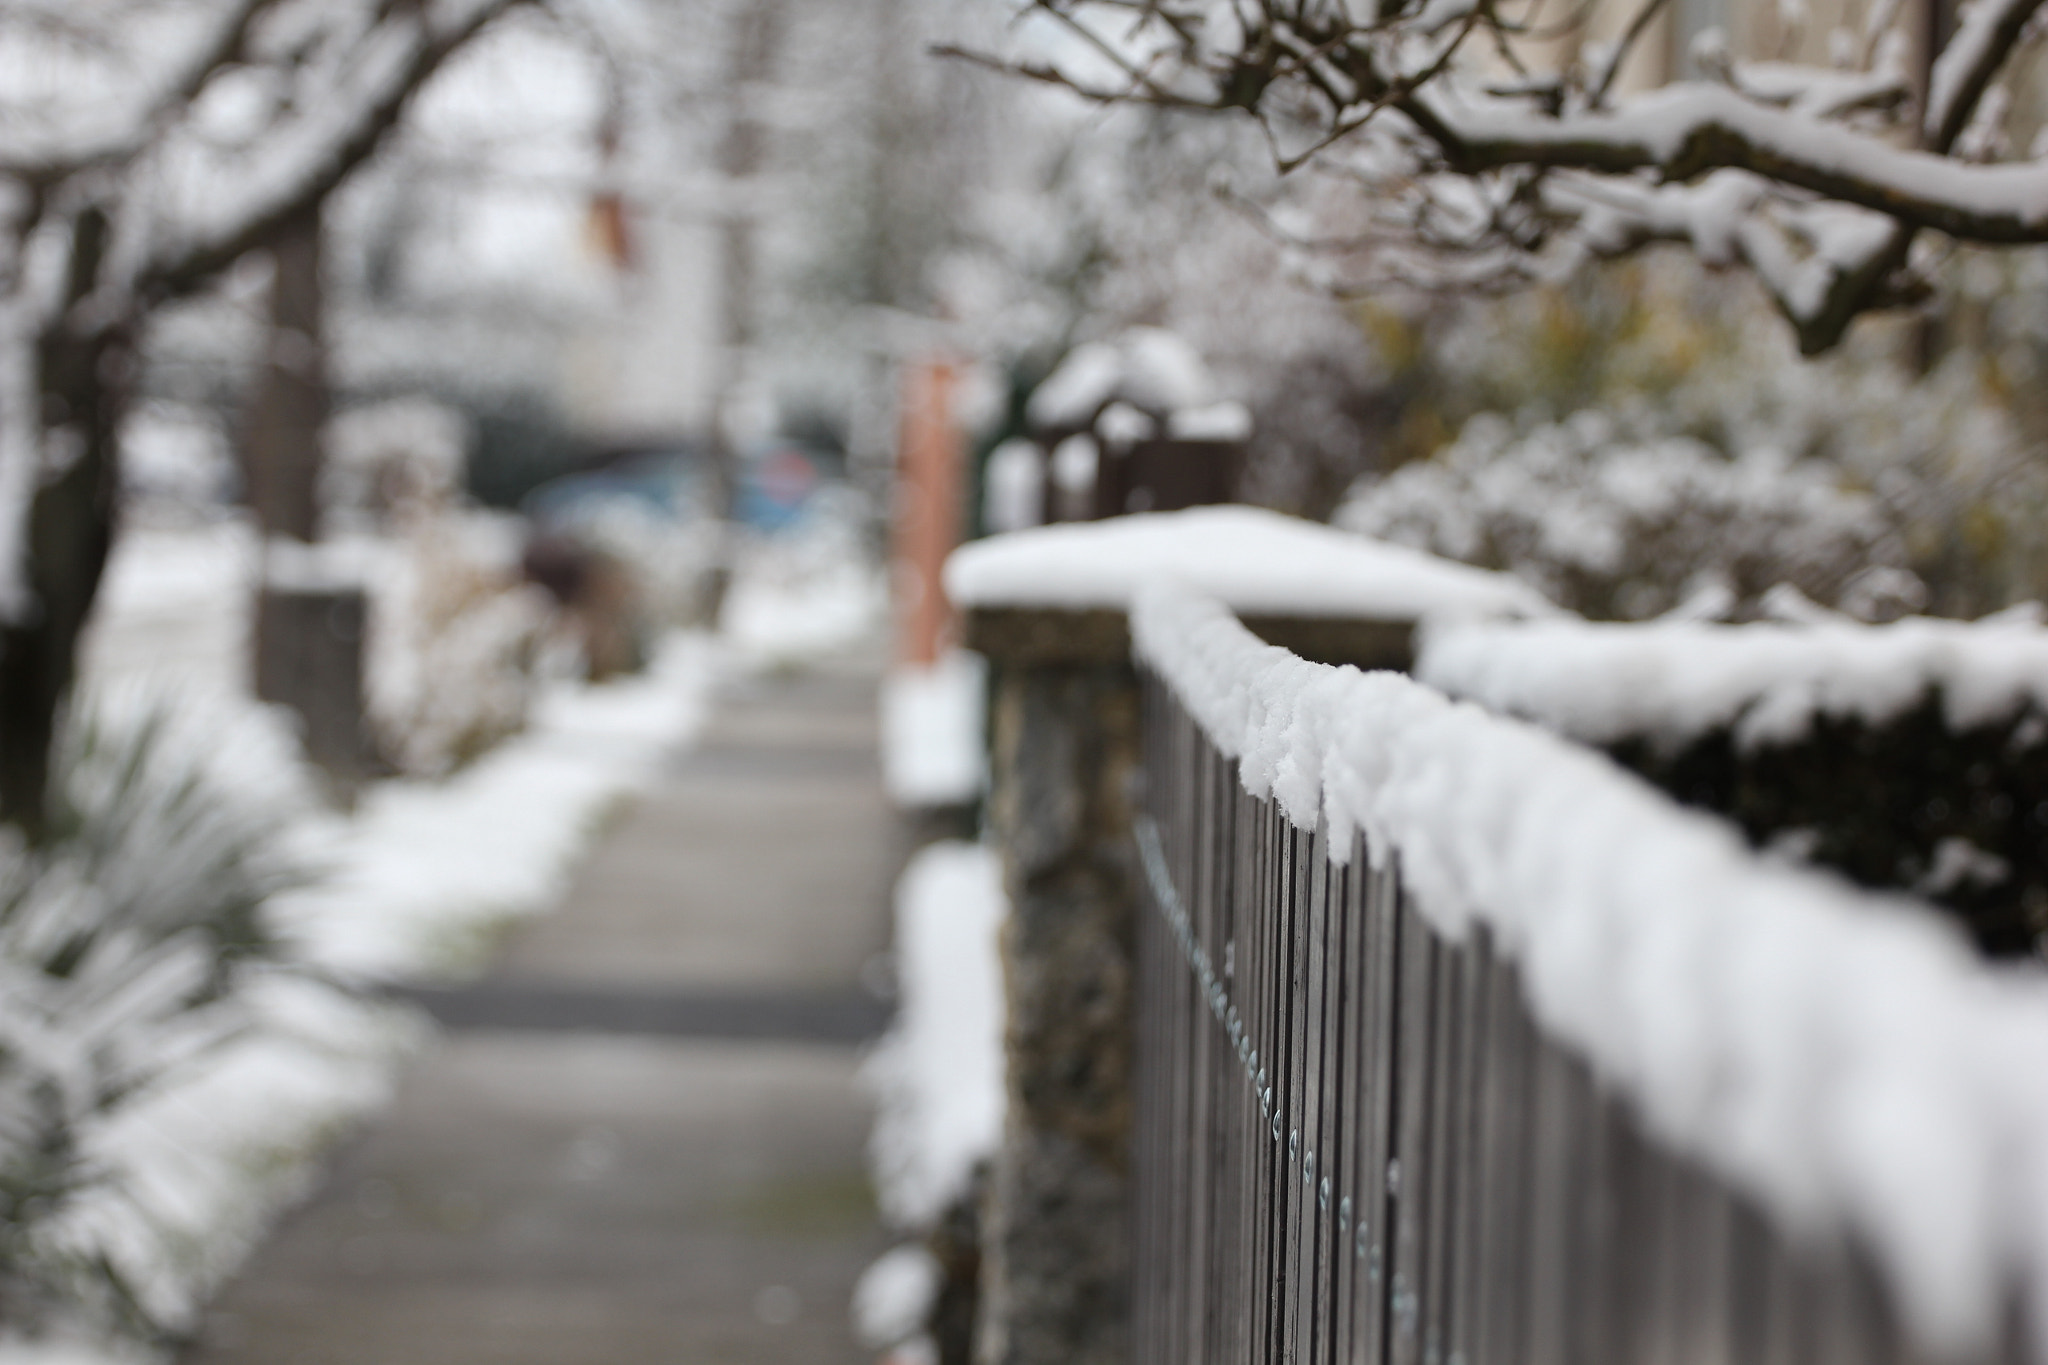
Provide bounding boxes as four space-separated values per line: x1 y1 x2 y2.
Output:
0 0 519 833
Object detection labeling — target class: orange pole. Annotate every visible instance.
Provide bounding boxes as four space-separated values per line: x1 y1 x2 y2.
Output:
894 357 964 668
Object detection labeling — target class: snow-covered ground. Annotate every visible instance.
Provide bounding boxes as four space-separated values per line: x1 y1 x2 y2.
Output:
4 513 882 1362
856 839 1008 1361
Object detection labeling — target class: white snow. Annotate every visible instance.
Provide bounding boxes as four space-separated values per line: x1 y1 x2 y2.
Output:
260 535 382 593
982 438 1045 534
1415 613 2048 751
1024 327 1223 429
270 633 712 980
1167 400 1253 442
1025 341 1122 429
881 652 987 809
1132 581 2048 1360
1049 433 1099 497
851 1244 941 1350
1096 401 1157 448
863 841 1008 1229
718 509 887 671
945 506 1555 622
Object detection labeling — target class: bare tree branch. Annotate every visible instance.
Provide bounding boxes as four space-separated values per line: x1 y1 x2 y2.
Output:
968 0 2048 350
141 0 525 302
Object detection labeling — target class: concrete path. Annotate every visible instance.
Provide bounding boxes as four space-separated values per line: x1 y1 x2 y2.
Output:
181 663 900 1365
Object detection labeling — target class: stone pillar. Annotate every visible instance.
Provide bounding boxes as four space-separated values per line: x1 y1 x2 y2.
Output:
963 602 1416 1365
971 609 1140 1365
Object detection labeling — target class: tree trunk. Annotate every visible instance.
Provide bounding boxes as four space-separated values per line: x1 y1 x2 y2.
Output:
699 0 787 626
243 206 329 542
242 205 374 787
0 210 125 836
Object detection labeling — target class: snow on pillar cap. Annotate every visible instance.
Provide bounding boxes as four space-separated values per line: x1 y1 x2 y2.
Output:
945 506 1557 623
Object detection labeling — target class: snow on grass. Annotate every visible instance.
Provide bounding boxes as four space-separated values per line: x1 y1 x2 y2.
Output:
1133 580 2048 1360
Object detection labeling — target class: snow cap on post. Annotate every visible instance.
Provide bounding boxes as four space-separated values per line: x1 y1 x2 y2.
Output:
945 505 1555 624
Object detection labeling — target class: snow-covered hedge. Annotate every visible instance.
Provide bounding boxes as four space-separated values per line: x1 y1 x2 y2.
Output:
1335 410 1917 622
1416 612 2048 752
1132 581 2048 1360
1418 613 2048 955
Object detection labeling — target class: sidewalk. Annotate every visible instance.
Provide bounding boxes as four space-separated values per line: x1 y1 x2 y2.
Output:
180 663 900 1365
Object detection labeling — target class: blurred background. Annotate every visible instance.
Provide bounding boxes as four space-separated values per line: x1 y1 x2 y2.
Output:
8 0 2048 1362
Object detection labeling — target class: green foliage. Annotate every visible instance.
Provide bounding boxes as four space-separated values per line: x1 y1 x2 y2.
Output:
0 696 302 1340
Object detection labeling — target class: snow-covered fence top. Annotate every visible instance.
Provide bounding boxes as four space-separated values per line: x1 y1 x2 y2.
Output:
944 506 1553 623
1131 580 2048 1360
1416 612 2048 752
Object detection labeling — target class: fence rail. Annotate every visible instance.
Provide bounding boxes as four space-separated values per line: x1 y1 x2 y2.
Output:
1132 666 2020 1365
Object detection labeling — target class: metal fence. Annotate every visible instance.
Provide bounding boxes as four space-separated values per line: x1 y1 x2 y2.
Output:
1132 666 2023 1365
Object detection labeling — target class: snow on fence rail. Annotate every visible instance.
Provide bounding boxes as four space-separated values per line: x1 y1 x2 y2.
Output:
1130 582 2048 1365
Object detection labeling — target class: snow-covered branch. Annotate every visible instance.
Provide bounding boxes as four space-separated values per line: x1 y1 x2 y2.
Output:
0 0 526 823
978 0 2048 350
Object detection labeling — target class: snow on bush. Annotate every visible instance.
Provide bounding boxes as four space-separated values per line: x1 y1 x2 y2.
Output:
0 686 314 1337
1132 581 2048 1360
1336 410 1914 622
1358 254 2048 618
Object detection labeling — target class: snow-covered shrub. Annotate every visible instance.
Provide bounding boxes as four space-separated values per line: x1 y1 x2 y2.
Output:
0 692 305 1338
1364 252 2048 616
368 513 550 777
1337 410 1912 621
